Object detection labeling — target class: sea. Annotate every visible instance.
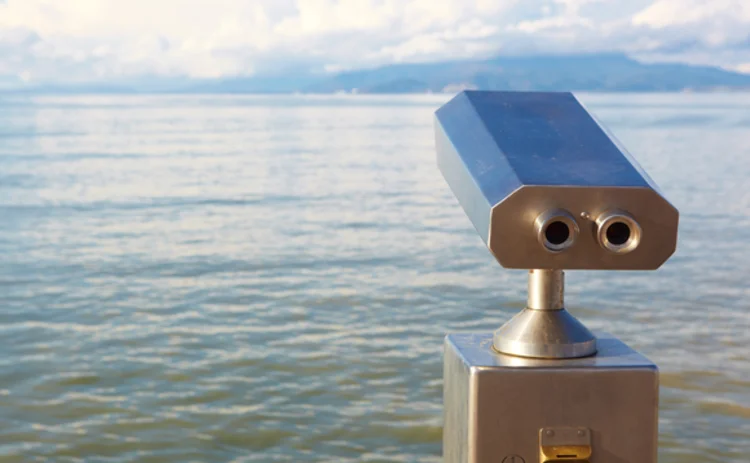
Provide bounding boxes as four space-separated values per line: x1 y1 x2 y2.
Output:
0 92 748 462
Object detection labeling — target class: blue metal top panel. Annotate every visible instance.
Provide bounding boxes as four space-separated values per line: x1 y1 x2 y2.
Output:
435 92 523 209
436 91 650 198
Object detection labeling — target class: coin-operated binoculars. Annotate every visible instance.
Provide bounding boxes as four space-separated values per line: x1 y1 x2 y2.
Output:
435 91 678 463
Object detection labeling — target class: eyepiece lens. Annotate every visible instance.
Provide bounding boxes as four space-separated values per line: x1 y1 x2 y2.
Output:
595 211 641 254
535 209 578 253
545 221 570 246
606 221 631 246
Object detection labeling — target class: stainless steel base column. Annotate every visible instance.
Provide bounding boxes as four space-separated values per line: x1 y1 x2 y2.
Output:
443 333 659 463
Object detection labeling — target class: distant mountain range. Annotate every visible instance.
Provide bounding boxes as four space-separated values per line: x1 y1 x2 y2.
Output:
12 53 750 94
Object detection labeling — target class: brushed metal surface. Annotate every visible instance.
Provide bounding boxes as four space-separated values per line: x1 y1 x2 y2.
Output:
434 90 678 270
444 338 472 463
492 308 597 359
488 186 676 269
444 332 659 463
494 270 597 359
526 269 564 311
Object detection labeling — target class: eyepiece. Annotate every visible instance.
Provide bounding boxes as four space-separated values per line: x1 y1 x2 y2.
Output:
596 210 641 254
535 209 579 252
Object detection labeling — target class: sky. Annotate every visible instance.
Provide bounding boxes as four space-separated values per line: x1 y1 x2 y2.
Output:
1 0 749 86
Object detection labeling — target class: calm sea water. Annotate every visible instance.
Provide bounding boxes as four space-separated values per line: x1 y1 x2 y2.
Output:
0 93 748 462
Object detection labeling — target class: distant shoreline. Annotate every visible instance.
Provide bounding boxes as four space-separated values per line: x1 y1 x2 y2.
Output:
3 53 750 96
3 89 750 97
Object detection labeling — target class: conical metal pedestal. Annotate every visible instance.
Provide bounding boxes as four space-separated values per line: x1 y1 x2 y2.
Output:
493 269 597 359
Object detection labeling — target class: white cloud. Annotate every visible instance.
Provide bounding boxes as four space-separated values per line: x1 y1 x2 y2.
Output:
633 0 750 28
628 0 750 70
0 0 748 85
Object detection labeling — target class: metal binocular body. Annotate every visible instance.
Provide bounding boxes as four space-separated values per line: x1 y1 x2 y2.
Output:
435 91 679 463
436 91 678 270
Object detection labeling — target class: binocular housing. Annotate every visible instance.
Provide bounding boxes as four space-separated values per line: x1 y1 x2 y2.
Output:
435 91 678 270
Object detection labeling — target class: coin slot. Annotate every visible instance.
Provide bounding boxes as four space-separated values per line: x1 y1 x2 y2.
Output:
539 427 592 463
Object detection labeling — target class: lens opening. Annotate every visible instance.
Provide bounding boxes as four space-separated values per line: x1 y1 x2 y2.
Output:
545 221 570 246
596 211 641 254
605 221 631 246
535 210 579 253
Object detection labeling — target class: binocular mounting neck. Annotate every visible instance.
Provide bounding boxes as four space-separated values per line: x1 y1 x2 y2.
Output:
493 269 598 359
